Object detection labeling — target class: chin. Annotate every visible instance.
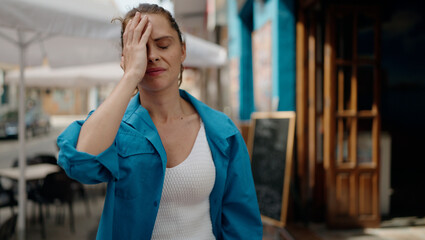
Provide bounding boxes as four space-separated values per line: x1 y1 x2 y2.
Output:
140 82 179 93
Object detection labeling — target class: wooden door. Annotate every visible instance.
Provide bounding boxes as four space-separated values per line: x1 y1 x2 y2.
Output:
296 2 326 221
324 6 381 228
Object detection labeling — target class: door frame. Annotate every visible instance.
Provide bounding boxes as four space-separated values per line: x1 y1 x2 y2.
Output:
323 5 381 228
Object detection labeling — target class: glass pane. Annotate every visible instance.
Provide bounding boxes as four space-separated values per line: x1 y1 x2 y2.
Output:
358 65 375 111
316 67 323 112
336 14 353 60
316 22 323 62
316 117 323 163
336 118 354 163
357 118 373 164
357 13 375 59
336 66 353 111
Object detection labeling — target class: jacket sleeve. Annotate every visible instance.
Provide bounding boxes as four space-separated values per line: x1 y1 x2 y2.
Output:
221 132 263 239
56 114 120 185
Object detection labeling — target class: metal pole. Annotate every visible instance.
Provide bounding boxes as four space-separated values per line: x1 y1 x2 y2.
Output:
17 30 27 240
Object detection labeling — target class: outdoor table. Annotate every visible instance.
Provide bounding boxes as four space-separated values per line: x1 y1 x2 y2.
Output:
0 164 60 181
0 163 61 238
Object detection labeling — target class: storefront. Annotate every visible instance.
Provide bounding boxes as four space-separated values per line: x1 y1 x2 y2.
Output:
228 0 425 228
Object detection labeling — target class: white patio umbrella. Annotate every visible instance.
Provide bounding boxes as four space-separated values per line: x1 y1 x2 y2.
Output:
3 32 228 89
3 32 227 87
0 0 226 238
0 0 121 239
5 63 123 88
184 32 227 67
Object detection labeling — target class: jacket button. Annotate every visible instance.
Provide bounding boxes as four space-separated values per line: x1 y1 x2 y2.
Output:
153 201 158 207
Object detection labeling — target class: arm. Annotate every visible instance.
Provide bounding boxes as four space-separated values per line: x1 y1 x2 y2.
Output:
77 12 152 155
221 132 263 239
57 118 119 184
57 13 152 184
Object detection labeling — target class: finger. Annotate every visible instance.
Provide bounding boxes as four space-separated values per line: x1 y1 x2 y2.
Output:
126 12 141 45
133 15 148 44
123 18 136 47
122 19 131 46
139 21 152 45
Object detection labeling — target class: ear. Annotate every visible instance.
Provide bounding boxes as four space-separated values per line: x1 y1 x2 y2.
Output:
180 42 186 63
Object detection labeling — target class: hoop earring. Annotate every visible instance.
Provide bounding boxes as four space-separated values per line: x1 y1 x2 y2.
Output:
178 64 184 86
133 86 139 96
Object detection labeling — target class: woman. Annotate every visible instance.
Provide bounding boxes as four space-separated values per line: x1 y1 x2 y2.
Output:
57 4 262 240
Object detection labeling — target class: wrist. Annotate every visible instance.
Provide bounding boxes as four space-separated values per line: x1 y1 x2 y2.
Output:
122 71 142 85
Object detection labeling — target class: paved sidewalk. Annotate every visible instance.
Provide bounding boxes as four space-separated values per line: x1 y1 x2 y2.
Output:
3 191 425 240
1 168 424 239
264 218 425 240
1 184 105 240
311 220 425 240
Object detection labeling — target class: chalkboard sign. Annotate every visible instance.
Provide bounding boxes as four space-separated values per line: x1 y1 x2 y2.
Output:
248 112 296 227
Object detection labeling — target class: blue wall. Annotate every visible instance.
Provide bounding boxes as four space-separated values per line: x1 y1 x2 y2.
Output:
227 0 241 58
227 0 295 120
254 0 295 111
276 0 296 111
228 0 254 121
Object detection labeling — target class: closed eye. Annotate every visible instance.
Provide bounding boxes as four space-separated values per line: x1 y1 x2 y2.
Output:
155 37 172 50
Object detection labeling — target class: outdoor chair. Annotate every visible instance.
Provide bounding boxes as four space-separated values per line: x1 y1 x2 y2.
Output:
0 214 17 240
28 170 75 239
11 156 51 224
31 154 58 165
32 154 91 217
0 181 17 215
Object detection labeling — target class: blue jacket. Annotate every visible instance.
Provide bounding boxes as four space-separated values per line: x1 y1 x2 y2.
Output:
57 90 263 240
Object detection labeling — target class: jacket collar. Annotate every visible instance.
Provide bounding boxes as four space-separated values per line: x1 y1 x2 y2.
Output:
122 92 155 132
122 90 239 157
179 90 239 152
122 93 166 162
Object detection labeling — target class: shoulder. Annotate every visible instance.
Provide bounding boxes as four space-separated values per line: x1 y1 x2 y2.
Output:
180 90 239 138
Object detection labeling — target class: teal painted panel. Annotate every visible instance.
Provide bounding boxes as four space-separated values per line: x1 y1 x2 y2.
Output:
252 0 295 112
239 21 255 121
228 0 255 120
276 0 295 111
253 0 276 30
227 0 242 58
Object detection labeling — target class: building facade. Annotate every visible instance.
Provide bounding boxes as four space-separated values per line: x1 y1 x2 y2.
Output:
228 0 425 229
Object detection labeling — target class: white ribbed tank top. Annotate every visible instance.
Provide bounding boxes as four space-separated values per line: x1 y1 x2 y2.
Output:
151 121 216 240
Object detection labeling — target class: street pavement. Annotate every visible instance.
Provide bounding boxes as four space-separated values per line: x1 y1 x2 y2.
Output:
1 115 424 239
1 183 105 240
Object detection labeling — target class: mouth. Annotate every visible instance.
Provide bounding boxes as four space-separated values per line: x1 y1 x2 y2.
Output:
146 67 165 76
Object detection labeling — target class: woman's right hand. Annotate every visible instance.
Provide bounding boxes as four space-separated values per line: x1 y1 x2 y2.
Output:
76 12 152 155
121 12 152 86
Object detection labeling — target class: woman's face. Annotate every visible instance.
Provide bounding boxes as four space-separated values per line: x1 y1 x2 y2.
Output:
138 13 186 92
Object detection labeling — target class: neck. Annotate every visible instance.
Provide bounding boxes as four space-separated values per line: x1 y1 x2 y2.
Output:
139 88 185 123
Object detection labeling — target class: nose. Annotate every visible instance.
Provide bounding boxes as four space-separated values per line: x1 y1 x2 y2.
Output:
147 47 160 63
